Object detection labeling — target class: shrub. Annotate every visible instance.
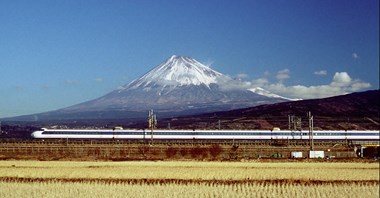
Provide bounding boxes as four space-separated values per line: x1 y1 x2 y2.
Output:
190 146 208 159
165 147 178 158
179 148 188 157
209 144 223 158
138 146 150 157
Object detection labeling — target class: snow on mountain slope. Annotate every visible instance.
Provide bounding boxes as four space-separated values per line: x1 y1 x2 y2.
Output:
249 87 300 101
120 55 223 91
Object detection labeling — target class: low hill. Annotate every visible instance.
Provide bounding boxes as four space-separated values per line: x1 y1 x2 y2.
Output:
161 90 380 130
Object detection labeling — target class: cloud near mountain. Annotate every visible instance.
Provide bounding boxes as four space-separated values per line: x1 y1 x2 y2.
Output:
247 71 370 99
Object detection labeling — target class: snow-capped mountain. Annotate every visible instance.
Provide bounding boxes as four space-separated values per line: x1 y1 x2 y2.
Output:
11 55 289 120
121 55 222 90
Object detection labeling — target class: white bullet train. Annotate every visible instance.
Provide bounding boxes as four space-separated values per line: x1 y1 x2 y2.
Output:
31 128 379 140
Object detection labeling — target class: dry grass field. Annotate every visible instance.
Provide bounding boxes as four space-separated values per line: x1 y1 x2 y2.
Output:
0 161 378 198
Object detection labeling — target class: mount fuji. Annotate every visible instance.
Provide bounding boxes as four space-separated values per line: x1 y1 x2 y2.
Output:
11 55 289 121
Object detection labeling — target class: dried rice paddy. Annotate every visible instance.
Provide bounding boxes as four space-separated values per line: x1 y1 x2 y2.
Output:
0 161 379 198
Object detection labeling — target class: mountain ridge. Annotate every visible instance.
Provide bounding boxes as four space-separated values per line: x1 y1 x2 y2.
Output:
162 89 379 130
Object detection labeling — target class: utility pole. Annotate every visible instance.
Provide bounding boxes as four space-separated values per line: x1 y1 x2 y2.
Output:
148 109 157 145
0 121 5 135
308 111 314 151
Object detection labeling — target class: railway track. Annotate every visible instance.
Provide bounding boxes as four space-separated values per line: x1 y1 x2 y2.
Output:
0 138 357 146
0 139 364 160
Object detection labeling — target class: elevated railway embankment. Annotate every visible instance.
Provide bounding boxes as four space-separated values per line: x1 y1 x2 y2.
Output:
1 139 376 160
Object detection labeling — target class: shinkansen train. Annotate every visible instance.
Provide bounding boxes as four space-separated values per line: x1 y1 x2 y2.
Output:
31 128 379 140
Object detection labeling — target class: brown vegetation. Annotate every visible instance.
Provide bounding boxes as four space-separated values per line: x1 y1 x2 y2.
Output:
0 161 378 198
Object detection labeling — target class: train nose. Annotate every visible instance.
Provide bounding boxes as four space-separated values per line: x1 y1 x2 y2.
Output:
31 131 40 138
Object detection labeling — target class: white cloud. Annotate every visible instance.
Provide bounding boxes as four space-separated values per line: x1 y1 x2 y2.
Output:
65 79 79 85
314 70 327 76
236 73 248 79
350 81 371 91
352 52 359 59
250 71 370 99
265 83 346 99
215 69 369 100
252 78 269 87
95 77 104 83
276 69 290 82
331 72 352 87
217 75 248 91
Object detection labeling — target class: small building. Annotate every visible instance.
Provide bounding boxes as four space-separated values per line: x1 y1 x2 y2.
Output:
309 151 324 158
291 152 303 158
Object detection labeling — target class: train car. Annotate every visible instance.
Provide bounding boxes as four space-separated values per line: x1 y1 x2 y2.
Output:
31 128 379 141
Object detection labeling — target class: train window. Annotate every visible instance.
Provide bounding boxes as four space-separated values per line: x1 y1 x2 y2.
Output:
350 133 377 136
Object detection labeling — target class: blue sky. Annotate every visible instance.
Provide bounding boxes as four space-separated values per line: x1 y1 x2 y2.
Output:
0 0 378 118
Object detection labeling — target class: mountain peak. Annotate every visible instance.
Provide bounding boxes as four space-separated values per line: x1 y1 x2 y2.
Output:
122 55 223 90
168 54 185 60
165 55 199 65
